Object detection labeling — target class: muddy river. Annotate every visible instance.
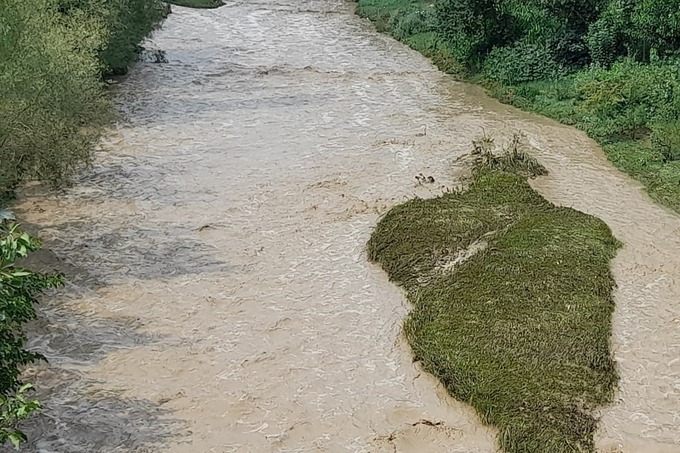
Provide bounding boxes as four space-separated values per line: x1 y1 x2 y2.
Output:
14 0 680 452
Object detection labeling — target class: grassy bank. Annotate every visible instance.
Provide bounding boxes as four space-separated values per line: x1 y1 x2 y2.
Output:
368 142 620 452
356 0 680 213
489 63 680 212
356 0 464 74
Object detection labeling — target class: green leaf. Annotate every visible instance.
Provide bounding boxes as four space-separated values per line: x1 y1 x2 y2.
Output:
10 271 31 277
17 384 33 393
7 431 26 449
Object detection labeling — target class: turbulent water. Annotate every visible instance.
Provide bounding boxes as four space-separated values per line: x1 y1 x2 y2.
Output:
12 0 680 452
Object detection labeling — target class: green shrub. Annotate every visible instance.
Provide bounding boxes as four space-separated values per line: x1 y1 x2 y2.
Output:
55 0 169 74
356 0 417 33
97 0 169 74
483 41 567 84
389 7 436 41
435 0 519 68
586 12 624 68
0 385 42 450
630 0 680 58
0 0 167 197
546 28 590 67
0 222 63 449
0 0 108 194
651 122 680 163
586 0 680 66
575 60 680 139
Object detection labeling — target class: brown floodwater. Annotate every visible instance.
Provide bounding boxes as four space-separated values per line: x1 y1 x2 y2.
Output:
12 0 680 452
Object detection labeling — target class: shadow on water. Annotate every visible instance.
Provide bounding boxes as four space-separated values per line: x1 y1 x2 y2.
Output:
1 244 191 452
17 220 232 286
16 157 236 286
5 178 222 451
13 369 187 453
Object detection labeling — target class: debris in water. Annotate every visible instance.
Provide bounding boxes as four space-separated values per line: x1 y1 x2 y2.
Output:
415 173 436 185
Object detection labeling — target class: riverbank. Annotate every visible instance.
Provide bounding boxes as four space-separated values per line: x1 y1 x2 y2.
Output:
0 0 228 206
356 0 680 213
0 1 171 447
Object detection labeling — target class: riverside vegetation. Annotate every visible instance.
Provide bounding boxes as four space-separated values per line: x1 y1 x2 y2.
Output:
0 0 220 447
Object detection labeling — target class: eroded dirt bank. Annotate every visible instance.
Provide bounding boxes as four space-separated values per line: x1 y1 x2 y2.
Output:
13 0 680 452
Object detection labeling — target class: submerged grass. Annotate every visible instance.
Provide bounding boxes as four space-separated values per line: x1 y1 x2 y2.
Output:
472 133 549 179
368 143 620 452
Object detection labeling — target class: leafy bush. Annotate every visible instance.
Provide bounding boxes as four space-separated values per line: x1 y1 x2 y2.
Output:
0 221 63 449
630 0 680 58
587 0 680 66
355 0 417 34
0 0 107 195
431 0 680 76
585 12 623 68
435 0 519 68
483 41 567 84
546 28 590 67
55 0 169 74
96 0 169 74
651 122 680 163
575 60 680 139
389 7 436 41
0 385 42 450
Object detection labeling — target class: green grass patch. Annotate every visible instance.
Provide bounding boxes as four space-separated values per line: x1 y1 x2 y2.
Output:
167 0 223 8
368 143 620 452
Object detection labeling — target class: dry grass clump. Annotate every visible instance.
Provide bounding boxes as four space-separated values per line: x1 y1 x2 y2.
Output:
471 133 548 178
